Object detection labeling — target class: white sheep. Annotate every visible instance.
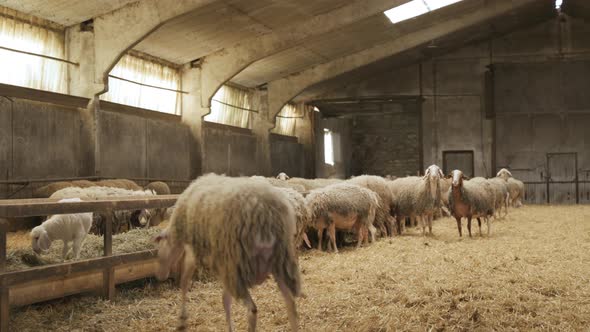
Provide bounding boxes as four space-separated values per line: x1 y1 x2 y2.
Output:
154 174 301 332
305 183 379 253
448 170 495 237
347 175 396 237
276 172 290 180
496 168 525 207
389 165 444 236
30 198 93 260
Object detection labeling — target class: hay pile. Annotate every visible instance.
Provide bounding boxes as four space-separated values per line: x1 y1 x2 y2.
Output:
6 225 167 272
9 205 590 331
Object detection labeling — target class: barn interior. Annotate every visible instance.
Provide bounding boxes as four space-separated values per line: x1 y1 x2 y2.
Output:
0 0 589 331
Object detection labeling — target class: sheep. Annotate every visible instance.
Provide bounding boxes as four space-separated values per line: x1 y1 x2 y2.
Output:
276 172 290 180
30 198 93 260
276 186 312 249
348 175 396 237
388 165 444 236
496 168 525 207
448 170 495 237
488 177 510 218
50 186 156 234
95 179 142 191
251 176 307 194
287 177 343 191
154 174 301 331
33 180 95 198
435 176 452 218
144 181 172 226
305 183 378 253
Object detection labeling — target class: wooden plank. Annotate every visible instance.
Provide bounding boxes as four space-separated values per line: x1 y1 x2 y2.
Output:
0 195 178 218
104 213 113 256
102 268 116 301
9 258 157 307
0 250 157 287
0 219 6 272
0 287 8 332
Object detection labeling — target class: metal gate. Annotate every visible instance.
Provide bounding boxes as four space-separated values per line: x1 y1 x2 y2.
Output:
546 153 578 204
443 151 474 177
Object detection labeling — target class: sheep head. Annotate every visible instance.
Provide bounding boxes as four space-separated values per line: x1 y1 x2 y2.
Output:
30 226 51 254
276 172 290 180
424 164 444 199
153 228 184 281
496 168 512 181
451 170 465 188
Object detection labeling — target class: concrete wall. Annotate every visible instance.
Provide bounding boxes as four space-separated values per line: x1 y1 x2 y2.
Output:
317 16 590 186
202 122 258 176
270 134 304 178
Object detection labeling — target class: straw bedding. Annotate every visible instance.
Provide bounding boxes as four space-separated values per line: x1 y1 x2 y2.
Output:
8 205 590 331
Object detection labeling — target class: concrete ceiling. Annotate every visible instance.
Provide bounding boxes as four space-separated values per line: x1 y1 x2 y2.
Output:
0 0 139 26
133 0 352 64
296 0 557 103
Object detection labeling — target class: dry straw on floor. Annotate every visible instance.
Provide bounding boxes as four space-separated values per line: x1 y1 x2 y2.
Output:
9 205 590 331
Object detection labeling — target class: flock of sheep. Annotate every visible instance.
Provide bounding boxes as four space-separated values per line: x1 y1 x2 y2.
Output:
26 168 525 331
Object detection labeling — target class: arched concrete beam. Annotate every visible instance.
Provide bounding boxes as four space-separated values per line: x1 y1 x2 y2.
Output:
266 0 539 119
91 0 219 96
199 0 410 108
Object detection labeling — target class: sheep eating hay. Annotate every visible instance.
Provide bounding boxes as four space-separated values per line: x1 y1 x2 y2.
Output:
305 183 378 253
154 174 301 332
30 198 92 260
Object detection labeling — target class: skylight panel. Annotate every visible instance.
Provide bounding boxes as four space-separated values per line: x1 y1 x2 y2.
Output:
384 0 464 24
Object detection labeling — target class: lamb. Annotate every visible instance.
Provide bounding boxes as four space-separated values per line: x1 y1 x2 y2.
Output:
388 165 444 236
496 168 525 207
305 183 379 253
448 170 495 237
30 198 93 260
50 186 156 234
154 174 301 331
348 175 396 237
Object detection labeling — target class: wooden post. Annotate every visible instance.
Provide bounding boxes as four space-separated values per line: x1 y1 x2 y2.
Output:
0 219 7 332
102 212 115 300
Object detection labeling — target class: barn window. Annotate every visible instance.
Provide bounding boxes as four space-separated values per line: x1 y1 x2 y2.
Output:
0 8 67 93
205 84 254 129
555 0 562 9
272 103 307 137
101 54 181 114
324 129 335 166
384 0 463 24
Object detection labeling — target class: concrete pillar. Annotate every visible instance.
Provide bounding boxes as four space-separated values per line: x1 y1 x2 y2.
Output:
252 90 273 176
181 66 209 178
295 105 315 178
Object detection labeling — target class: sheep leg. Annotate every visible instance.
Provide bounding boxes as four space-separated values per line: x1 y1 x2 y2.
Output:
317 228 323 251
177 253 196 332
428 214 433 235
455 217 462 237
467 217 472 238
72 235 84 260
328 223 338 253
62 241 69 260
477 218 482 236
487 217 492 236
277 277 298 332
242 290 258 332
222 290 235 332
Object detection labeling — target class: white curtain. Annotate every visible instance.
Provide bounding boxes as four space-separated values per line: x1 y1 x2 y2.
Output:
101 54 181 115
205 85 254 128
0 8 67 93
272 103 306 137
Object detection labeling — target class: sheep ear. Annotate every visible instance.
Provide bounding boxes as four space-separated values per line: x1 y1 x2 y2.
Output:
38 231 51 251
438 169 444 178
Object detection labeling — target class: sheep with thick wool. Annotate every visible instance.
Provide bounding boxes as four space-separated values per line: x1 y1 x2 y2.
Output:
496 168 525 207
448 170 496 237
488 177 510 217
251 175 307 193
154 174 301 332
305 183 378 253
50 186 156 234
287 177 343 191
389 165 445 236
30 198 92 260
348 175 396 237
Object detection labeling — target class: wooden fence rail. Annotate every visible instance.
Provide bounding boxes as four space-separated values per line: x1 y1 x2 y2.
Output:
0 195 179 332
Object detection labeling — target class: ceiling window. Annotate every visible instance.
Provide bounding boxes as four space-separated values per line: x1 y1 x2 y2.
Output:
384 0 463 24
0 8 67 93
101 54 181 114
205 84 255 129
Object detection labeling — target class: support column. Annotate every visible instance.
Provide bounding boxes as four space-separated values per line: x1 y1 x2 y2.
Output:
252 90 273 176
181 66 209 177
295 106 315 178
